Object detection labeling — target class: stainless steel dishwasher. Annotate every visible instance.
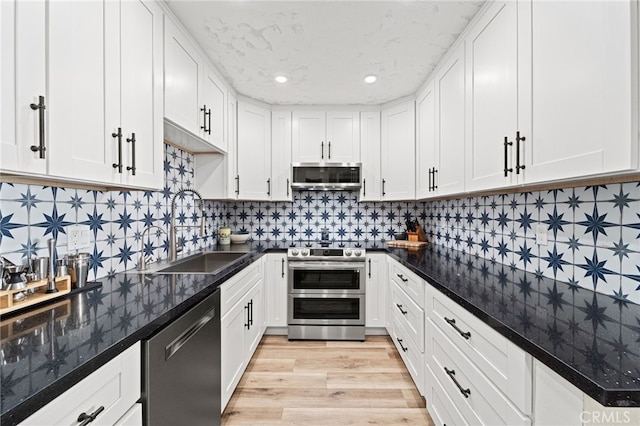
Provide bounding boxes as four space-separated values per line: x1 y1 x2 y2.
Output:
143 288 220 426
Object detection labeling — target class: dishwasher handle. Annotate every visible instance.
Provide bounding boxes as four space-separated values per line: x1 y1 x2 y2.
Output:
165 308 216 360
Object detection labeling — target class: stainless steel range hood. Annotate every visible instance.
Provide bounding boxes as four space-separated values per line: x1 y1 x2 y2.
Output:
291 162 361 191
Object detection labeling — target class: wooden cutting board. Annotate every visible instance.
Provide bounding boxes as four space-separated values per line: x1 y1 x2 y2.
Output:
387 240 428 249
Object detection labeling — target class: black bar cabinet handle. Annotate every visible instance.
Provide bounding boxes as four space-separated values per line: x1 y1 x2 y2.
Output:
200 105 208 132
328 141 331 159
382 179 386 196
112 127 123 173
286 178 290 197
267 178 271 196
207 107 212 135
396 273 408 282
516 131 526 174
368 258 372 278
29 95 46 159
321 141 324 159
396 303 407 315
249 299 253 326
281 258 285 278
444 317 471 339
235 175 240 195
244 303 250 329
126 133 136 175
503 136 513 177
363 178 366 197
444 367 471 398
396 337 408 352
433 168 438 190
428 168 432 191
77 406 105 426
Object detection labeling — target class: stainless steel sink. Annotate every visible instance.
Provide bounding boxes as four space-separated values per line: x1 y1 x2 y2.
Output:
149 252 249 274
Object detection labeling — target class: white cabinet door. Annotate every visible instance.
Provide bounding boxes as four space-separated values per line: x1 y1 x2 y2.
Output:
325 110 360 161
436 44 466 196
524 0 637 182
118 0 163 189
47 0 109 183
203 67 226 150
23 343 140 426
237 100 271 200
164 18 202 136
365 253 387 327
227 93 238 198
7 0 46 175
415 81 437 199
381 101 415 201
464 0 520 192
271 111 293 201
221 298 248 411
245 280 264 358
292 110 325 161
0 0 17 172
359 111 381 201
264 254 288 327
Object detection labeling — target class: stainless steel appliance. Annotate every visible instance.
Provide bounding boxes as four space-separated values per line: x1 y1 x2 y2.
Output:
287 247 366 340
291 162 361 191
144 289 221 426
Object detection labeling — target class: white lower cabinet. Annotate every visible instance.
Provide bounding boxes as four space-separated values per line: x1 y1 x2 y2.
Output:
114 403 143 426
220 260 265 411
365 253 387 328
21 343 141 426
264 253 288 328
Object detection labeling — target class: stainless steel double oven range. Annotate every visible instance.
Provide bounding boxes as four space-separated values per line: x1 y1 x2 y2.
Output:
287 247 366 341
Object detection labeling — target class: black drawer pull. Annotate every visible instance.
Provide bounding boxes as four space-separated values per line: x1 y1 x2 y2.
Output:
281 258 285 277
112 127 123 173
77 406 104 426
503 136 513 177
244 303 250 329
396 303 407 315
126 132 136 175
396 337 408 352
444 317 471 339
396 273 408 282
516 131 526 174
29 95 46 158
445 367 470 398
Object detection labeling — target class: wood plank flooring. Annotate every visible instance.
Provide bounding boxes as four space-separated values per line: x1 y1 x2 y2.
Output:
222 335 435 425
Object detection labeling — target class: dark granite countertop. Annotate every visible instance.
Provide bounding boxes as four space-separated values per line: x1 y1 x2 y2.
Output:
385 245 640 407
1 242 638 425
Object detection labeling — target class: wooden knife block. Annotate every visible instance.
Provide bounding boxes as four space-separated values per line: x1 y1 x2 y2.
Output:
407 226 427 242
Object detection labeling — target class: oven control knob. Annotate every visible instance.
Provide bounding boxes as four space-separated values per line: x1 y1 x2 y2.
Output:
344 249 352 256
354 250 362 257
301 249 309 256
291 249 299 256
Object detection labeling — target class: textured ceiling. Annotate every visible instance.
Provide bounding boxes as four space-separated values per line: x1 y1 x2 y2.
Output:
166 1 485 105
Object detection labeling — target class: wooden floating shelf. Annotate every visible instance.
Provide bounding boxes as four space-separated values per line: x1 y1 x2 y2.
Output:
0 275 71 316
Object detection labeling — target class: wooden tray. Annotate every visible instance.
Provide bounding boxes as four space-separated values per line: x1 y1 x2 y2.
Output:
387 240 428 249
0 275 71 316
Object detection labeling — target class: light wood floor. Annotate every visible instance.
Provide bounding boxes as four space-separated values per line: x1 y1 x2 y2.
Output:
222 335 435 425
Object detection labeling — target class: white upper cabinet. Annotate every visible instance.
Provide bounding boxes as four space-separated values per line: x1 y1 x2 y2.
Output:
203 67 227 150
292 110 360 162
380 100 416 201
523 0 637 182
359 111 381 201
236 100 271 201
435 43 466 196
415 81 437 199
271 110 293 201
464 0 521 192
2 0 163 189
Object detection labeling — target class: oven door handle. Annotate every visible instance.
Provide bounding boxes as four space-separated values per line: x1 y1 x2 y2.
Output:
288 261 365 270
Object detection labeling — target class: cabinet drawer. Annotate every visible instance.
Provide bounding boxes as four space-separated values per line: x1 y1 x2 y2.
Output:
428 287 532 414
220 260 261 316
428 321 530 426
389 259 424 306
22 343 141 426
425 364 466 426
390 281 424 351
391 311 424 395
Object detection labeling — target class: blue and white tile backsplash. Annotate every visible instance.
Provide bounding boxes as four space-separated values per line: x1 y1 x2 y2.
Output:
1 144 639 304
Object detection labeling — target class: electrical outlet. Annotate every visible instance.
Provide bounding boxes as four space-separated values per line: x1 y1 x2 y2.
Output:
67 225 91 250
535 224 548 246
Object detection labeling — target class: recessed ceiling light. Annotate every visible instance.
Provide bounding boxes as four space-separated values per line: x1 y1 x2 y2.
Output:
275 75 288 83
364 75 377 84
